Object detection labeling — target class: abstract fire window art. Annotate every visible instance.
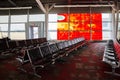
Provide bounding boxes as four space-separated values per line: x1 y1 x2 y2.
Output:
57 13 102 40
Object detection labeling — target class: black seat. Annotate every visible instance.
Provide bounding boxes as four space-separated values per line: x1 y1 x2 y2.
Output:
25 39 33 48
49 43 61 60
56 42 66 57
17 40 27 49
39 44 53 61
102 40 120 77
27 47 53 77
0 37 9 54
8 40 18 53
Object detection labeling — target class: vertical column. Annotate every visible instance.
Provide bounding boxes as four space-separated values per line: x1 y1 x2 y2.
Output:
44 4 49 39
26 9 30 39
89 7 92 41
45 13 48 38
8 10 11 38
112 10 116 39
68 7 70 40
30 26 33 39
38 23 41 38
116 10 119 39
39 22 44 38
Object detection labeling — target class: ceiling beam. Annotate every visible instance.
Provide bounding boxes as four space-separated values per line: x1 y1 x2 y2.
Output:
8 0 17 6
0 7 32 10
48 3 55 12
108 1 117 11
71 1 109 4
54 4 114 8
35 0 46 13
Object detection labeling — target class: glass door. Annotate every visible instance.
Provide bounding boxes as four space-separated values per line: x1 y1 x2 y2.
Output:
26 22 45 39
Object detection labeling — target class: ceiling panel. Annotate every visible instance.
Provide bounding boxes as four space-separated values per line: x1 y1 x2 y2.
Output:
0 0 118 14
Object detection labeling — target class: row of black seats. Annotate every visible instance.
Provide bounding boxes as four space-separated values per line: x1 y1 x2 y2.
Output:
102 39 120 76
0 37 47 55
16 37 88 78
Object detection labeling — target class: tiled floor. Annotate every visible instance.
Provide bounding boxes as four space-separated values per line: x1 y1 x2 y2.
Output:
0 42 120 80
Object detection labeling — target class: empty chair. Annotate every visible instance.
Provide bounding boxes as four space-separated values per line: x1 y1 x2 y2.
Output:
56 41 65 50
0 37 10 54
39 44 53 61
56 41 69 57
41 38 47 43
67 40 72 47
63 41 75 56
25 39 33 48
63 41 69 48
8 40 18 53
32 39 39 47
49 43 61 60
17 40 27 49
27 47 53 77
27 47 44 77
37 38 47 45
102 40 120 77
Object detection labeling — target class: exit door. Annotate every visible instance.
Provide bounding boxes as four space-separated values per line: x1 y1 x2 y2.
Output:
29 26 38 39
25 22 45 39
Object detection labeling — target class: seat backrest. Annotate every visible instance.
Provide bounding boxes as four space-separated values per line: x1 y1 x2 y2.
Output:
71 39 75 45
38 38 47 44
27 47 43 65
8 40 18 49
18 40 26 47
74 39 78 44
68 40 72 46
0 38 9 51
49 43 59 53
32 39 39 45
41 38 47 43
26 39 33 47
40 44 52 57
63 41 69 48
56 42 65 50
113 40 120 56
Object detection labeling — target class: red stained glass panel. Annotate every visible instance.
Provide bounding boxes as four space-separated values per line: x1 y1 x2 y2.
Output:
57 13 102 40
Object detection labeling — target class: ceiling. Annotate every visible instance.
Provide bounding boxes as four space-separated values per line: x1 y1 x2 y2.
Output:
0 0 119 14
0 0 118 7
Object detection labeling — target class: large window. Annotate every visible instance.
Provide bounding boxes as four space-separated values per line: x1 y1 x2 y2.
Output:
11 15 27 23
116 15 120 40
29 14 45 21
0 13 113 40
48 14 58 40
0 24 8 38
102 13 112 40
10 24 25 40
10 15 27 40
0 16 9 23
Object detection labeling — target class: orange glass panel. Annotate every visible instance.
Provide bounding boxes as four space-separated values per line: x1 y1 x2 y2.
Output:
57 22 69 30
57 13 102 40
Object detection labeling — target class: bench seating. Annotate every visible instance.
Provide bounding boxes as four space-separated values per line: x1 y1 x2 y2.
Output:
16 37 88 77
102 39 120 76
0 37 47 55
